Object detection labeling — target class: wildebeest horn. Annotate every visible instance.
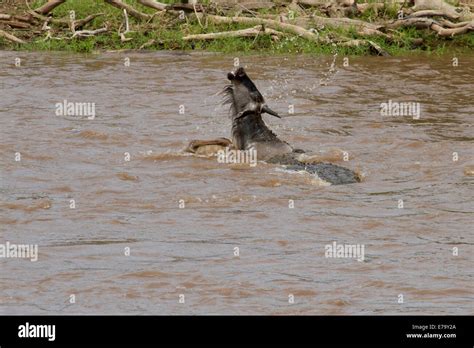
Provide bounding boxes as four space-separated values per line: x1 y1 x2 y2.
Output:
262 105 281 118
235 110 253 120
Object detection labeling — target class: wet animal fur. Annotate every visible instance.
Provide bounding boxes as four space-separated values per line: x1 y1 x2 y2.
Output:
187 67 360 185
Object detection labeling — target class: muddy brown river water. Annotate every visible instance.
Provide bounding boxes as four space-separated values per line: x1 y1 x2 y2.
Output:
0 50 473 315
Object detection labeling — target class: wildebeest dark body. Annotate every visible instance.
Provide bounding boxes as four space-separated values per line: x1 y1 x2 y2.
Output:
188 67 360 185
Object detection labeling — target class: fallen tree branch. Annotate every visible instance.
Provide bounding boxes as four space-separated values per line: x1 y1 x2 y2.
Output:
67 10 108 39
74 13 105 30
356 2 386 13
183 25 284 41
299 0 405 5
0 12 32 28
119 9 133 42
413 0 474 20
366 40 389 56
309 14 384 32
297 0 327 6
0 13 33 22
1 0 471 49
191 13 394 51
41 18 52 31
168 3 204 12
386 17 435 29
0 29 26 43
194 3 204 29
408 9 460 19
27 10 57 23
13 15 33 22
137 0 167 11
431 21 474 35
2 20 31 29
34 0 67 15
139 38 157 49
26 10 104 29
386 16 474 36
438 18 474 27
104 0 151 20
71 27 108 38
198 14 329 43
27 10 71 26
340 39 390 56
259 12 387 37
145 10 167 24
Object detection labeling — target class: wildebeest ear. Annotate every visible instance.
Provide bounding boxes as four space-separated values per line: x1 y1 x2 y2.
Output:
227 72 235 80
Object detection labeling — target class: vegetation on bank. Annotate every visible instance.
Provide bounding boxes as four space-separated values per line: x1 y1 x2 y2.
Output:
0 0 473 55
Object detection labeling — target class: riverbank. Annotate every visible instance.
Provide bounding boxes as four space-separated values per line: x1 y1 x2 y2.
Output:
1 0 473 55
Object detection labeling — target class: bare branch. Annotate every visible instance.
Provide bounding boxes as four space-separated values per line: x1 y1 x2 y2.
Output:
74 13 105 30
339 39 390 56
34 0 67 15
104 0 151 21
409 9 460 19
137 0 167 11
119 9 133 42
72 27 108 38
139 38 157 49
199 14 330 43
2 20 31 29
0 29 26 43
183 25 284 41
431 21 474 35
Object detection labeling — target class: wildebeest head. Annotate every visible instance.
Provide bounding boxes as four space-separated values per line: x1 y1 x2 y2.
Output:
223 67 280 121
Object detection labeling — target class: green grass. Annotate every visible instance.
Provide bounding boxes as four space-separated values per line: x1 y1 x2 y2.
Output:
2 0 473 56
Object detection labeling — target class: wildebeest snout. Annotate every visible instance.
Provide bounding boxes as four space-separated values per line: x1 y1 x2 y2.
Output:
226 67 281 120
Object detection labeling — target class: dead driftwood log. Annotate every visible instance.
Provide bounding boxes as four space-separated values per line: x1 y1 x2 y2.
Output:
0 0 473 50
197 14 330 43
187 13 390 54
33 0 67 15
183 24 284 40
0 29 26 43
118 9 133 42
137 0 168 11
386 17 474 36
104 0 151 20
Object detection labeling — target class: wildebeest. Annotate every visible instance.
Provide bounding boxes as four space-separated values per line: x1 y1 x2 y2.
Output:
186 67 360 185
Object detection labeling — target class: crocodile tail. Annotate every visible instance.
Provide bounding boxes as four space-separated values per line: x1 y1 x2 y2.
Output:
286 162 360 185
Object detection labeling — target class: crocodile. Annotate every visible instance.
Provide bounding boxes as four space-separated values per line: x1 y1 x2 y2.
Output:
186 67 360 185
